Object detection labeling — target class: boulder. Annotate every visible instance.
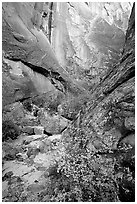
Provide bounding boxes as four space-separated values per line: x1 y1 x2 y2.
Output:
40 112 69 134
125 117 135 130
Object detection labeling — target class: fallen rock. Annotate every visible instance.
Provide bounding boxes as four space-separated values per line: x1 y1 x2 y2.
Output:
125 117 135 131
33 126 44 135
38 140 52 153
22 126 34 135
40 112 68 134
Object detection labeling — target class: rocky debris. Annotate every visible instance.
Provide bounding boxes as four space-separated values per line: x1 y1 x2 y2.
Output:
2 129 64 202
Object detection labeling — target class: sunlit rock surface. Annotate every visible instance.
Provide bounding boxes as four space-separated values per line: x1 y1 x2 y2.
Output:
51 2 133 86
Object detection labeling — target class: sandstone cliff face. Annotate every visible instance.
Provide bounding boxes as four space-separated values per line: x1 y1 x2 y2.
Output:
2 2 87 107
60 4 135 202
51 2 133 88
2 2 135 202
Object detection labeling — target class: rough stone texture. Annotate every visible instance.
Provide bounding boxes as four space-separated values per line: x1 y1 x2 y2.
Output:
58 4 135 202
124 117 135 130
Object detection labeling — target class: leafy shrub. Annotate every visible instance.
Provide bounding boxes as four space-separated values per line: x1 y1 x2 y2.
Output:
43 125 119 202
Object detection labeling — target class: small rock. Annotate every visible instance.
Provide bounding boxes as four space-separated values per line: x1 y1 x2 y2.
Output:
125 117 135 130
33 126 44 135
22 126 34 135
27 147 40 158
39 140 51 153
93 140 103 149
27 183 45 193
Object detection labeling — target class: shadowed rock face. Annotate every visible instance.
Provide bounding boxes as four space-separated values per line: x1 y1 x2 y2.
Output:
2 2 88 108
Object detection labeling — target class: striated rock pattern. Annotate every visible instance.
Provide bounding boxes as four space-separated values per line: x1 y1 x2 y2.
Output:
2 2 88 102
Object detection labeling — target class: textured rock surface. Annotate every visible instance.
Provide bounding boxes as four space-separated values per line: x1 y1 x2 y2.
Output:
2 2 135 202
2 132 64 202
55 4 135 202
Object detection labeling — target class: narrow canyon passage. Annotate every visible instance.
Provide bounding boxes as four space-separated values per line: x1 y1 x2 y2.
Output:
2 2 135 202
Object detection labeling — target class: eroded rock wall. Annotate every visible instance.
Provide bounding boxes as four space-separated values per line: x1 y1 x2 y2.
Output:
57 3 135 202
2 2 88 108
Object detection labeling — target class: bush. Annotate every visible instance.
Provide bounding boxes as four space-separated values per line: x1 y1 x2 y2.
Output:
2 120 21 141
43 126 119 202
